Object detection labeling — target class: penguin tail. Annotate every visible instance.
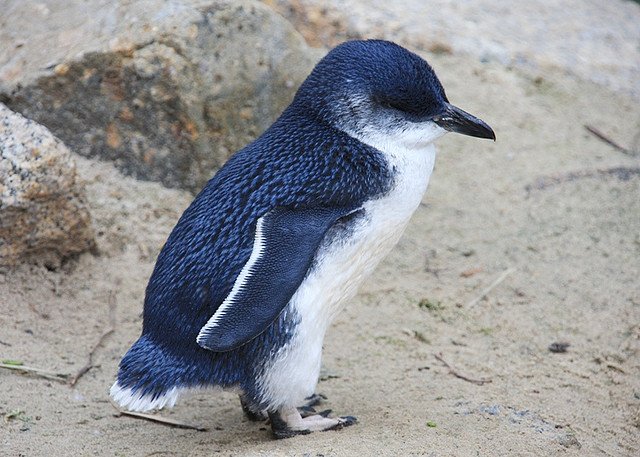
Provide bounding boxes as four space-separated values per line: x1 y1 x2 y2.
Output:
110 335 188 412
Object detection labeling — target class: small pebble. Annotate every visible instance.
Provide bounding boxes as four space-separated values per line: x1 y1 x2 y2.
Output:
548 342 570 353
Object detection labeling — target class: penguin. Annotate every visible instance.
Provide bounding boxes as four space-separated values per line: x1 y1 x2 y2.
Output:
110 39 495 439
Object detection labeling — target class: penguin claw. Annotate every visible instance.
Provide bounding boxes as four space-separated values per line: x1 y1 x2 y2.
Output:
297 405 317 418
297 394 328 417
302 393 327 408
298 406 332 418
335 415 358 428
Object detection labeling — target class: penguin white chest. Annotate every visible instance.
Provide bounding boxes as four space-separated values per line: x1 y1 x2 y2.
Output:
257 140 437 409
299 142 437 324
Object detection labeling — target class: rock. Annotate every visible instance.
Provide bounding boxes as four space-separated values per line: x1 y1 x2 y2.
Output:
557 432 581 449
0 104 95 268
0 0 322 193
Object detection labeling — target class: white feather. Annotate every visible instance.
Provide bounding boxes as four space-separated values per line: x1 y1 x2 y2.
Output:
196 217 267 345
109 381 182 412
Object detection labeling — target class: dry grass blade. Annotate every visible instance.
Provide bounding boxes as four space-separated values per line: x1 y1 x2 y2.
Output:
525 167 640 194
584 125 634 155
69 290 117 386
434 353 491 386
67 328 114 386
0 362 68 383
114 408 208 431
467 267 515 308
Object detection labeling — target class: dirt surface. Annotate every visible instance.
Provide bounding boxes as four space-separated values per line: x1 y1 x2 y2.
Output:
2 2 640 457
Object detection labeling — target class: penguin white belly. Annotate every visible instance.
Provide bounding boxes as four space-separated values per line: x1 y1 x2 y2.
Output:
257 141 437 409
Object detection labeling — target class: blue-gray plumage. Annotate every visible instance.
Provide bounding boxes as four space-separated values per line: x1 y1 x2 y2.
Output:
111 39 494 438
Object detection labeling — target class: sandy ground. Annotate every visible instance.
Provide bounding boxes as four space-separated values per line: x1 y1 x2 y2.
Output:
277 0 640 98
2 1 640 456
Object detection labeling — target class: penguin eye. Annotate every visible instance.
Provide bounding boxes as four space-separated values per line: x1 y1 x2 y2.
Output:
378 97 428 121
375 94 422 117
384 100 408 113
375 96 408 114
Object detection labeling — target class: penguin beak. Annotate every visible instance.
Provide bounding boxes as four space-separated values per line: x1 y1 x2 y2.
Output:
432 103 496 141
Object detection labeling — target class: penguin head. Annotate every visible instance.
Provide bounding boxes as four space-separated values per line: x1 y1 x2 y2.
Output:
293 40 495 148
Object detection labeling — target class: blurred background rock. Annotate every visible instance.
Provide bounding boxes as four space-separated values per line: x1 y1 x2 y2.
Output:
1 0 321 193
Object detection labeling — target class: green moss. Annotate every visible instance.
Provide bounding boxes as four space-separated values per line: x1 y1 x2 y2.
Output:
418 298 444 311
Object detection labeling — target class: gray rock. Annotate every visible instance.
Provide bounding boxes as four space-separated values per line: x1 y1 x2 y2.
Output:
0 104 95 268
0 0 322 192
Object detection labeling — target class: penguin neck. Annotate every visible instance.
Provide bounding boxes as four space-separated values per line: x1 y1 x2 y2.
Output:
342 123 441 208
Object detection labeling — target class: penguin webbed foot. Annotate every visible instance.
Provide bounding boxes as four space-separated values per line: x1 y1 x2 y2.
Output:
297 392 329 418
240 392 328 422
269 406 357 439
298 405 332 418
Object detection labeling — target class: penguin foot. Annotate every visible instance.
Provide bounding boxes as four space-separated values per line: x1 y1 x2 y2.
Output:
297 393 328 418
298 406 332 418
241 393 327 422
269 406 357 439
302 393 327 408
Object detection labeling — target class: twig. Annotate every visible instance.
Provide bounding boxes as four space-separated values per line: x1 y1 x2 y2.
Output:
584 125 634 156
467 267 515 308
113 406 208 431
524 167 640 195
67 329 114 386
605 363 626 374
0 362 68 383
68 291 117 386
28 302 50 319
433 353 491 386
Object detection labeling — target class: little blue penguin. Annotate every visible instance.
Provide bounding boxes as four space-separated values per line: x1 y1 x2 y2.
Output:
110 39 495 439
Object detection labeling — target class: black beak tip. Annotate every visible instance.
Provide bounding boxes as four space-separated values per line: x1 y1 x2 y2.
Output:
434 103 496 142
454 119 496 141
470 121 496 141
486 126 496 142
466 116 495 142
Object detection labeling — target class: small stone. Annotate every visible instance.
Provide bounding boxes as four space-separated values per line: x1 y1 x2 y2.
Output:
105 123 121 148
548 342 570 353
428 41 453 55
557 433 581 448
479 405 501 416
53 63 69 76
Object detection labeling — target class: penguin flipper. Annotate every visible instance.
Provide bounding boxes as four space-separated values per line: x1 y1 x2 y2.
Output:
196 205 360 352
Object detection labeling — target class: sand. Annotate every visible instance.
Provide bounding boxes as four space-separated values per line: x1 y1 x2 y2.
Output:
1 1 640 456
